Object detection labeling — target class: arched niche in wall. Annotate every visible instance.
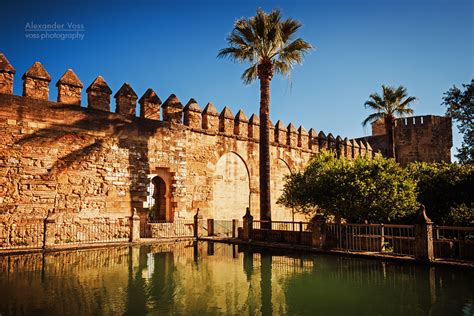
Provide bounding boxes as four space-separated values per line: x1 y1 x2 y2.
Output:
212 152 250 220
147 168 173 222
270 158 299 221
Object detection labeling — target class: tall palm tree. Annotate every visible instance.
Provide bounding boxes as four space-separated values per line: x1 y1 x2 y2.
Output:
218 8 312 228
363 85 416 159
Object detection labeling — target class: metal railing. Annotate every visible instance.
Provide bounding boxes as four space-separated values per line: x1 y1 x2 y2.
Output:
0 219 44 250
251 220 311 246
383 224 415 256
53 219 129 245
326 223 415 256
148 219 194 238
433 226 474 260
213 220 240 237
253 220 310 231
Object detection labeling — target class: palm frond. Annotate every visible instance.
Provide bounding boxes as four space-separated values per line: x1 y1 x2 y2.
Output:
253 8 268 41
368 93 383 106
218 8 312 85
217 47 254 62
241 64 258 85
265 10 283 57
280 18 301 43
393 86 407 99
364 85 417 124
398 96 417 109
278 38 312 64
234 18 255 45
362 112 385 127
274 60 291 76
364 100 383 111
227 33 249 48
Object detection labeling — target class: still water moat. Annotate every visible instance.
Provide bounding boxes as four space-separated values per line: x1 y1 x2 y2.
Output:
0 241 473 315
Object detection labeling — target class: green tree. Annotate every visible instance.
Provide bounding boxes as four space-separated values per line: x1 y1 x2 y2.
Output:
278 151 419 223
218 8 312 226
442 80 473 164
362 85 417 159
407 162 474 226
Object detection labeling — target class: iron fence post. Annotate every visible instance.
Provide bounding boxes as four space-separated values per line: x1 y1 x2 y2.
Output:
232 219 238 238
194 208 202 239
380 224 385 252
298 221 303 244
207 219 214 237
43 213 56 249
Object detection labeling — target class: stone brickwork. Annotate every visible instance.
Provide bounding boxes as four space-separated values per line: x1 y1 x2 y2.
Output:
114 83 138 116
86 76 112 111
139 88 161 120
0 53 15 95
0 53 372 235
56 69 82 105
356 115 452 165
22 62 51 100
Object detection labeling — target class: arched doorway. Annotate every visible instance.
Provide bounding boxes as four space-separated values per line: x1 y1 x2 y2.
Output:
212 152 250 220
148 175 171 222
271 158 300 221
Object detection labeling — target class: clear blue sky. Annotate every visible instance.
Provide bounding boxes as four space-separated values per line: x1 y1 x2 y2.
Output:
1 0 473 158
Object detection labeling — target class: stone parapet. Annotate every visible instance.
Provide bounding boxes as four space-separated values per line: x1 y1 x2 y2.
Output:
162 94 183 126
86 75 112 111
318 131 327 150
287 123 297 147
219 106 234 135
308 128 318 152
234 110 249 137
139 88 161 120
274 120 286 144
297 125 309 148
202 102 219 132
248 113 260 139
115 83 138 116
22 62 51 100
0 53 16 95
183 98 202 129
56 69 83 105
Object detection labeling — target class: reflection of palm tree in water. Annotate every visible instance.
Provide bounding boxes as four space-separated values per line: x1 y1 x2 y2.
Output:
149 252 177 312
239 250 259 314
260 253 273 316
125 247 148 315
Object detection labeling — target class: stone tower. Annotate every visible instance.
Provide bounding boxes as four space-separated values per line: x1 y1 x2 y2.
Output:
358 115 452 165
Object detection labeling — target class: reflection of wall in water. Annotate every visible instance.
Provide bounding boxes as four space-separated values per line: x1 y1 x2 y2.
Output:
1 242 315 315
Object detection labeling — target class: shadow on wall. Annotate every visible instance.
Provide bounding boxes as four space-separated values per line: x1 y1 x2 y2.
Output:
10 99 159 222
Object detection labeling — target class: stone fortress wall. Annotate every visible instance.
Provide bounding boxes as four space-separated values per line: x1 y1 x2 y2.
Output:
357 115 452 166
0 52 374 229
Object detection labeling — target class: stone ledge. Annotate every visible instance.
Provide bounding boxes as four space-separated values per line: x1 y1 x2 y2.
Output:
0 237 195 256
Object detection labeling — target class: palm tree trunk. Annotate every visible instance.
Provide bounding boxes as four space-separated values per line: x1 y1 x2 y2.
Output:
258 62 273 230
385 117 396 159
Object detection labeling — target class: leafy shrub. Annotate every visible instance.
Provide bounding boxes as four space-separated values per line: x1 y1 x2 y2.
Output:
278 151 419 223
407 162 474 225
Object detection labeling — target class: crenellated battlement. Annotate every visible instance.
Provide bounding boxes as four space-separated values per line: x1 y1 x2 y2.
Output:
0 52 385 229
364 114 452 165
0 52 373 159
397 115 451 130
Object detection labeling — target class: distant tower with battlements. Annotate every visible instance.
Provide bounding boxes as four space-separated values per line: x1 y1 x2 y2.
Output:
356 115 452 165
